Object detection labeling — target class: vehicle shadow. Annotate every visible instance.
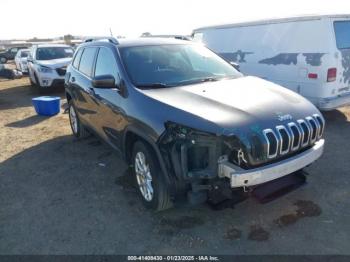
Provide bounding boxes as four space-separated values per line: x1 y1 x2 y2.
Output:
322 109 349 123
0 80 65 110
5 115 49 128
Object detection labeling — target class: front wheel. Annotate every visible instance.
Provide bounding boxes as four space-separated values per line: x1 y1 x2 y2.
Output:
131 141 173 211
0 57 7 64
68 101 90 139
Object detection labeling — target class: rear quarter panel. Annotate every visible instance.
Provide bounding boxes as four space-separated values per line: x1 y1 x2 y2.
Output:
330 17 350 96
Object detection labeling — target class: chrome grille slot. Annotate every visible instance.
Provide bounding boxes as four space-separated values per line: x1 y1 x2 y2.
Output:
297 119 310 147
262 115 323 160
276 125 290 155
313 114 325 138
263 129 278 159
287 122 301 151
306 116 317 143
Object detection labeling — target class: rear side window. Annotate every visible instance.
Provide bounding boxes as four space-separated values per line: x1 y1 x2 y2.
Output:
334 21 350 49
94 47 120 82
72 48 83 69
21 51 29 58
79 47 97 77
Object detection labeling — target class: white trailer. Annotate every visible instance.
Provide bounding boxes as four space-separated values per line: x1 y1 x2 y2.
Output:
193 14 350 110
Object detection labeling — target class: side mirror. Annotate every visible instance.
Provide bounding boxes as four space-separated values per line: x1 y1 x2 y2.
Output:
230 61 240 72
92 75 116 88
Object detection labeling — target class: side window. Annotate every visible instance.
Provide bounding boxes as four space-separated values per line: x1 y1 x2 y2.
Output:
72 48 83 69
94 47 120 82
79 47 97 77
11 48 18 54
334 21 350 49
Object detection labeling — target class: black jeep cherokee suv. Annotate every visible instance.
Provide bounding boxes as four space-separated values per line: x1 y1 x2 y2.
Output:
65 38 325 210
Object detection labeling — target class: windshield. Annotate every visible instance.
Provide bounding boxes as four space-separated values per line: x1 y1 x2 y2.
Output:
36 47 74 60
120 44 242 88
334 21 350 49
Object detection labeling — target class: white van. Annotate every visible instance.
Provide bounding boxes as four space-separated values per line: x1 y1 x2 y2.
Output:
193 14 350 110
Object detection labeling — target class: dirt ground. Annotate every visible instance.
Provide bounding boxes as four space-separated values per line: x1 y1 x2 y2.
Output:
1 74 350 255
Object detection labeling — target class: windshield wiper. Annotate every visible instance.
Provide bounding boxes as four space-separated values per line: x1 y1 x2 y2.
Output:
135 83 172 89
200 77 220 83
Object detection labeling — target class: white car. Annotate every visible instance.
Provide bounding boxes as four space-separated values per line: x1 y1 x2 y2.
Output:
15 49 30 73
193 14 350 110
28 44 74 88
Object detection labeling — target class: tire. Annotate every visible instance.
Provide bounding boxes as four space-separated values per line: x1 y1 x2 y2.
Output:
131 141 173 211
68 101 90 139
34 73 47 94
0 57 7 64
29 75 35 86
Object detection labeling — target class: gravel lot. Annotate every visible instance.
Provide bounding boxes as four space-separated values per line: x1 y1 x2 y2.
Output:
1 74 350 255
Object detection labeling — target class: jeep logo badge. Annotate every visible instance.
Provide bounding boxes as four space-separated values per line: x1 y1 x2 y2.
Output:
276 113 293 121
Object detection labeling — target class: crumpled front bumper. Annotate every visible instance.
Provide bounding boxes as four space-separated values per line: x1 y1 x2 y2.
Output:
218 139 324 188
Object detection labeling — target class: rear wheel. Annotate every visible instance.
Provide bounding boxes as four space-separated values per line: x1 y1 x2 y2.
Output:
131 141 172 211
68 101 90 139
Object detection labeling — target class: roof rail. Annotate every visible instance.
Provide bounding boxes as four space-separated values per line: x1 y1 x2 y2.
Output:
84 37 119 44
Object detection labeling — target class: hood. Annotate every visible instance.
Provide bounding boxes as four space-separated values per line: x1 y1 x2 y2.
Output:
37 57 72 69
141 76 321 134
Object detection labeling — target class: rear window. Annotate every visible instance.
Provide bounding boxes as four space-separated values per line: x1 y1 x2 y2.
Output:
79 47 97 77
334 21 350 49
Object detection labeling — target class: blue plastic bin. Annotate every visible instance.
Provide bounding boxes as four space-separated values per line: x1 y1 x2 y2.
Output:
32 96 60 116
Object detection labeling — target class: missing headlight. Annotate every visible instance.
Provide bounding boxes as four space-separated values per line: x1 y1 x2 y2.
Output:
187 145 209 171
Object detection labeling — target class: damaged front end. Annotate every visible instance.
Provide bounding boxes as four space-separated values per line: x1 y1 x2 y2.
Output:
157 121 319 206
158 122 252 181
158 122 258 205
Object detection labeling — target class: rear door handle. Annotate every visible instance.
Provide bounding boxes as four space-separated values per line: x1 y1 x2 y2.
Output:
88 87 95 95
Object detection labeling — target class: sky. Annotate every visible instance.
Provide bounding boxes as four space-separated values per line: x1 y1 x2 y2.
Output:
1 0 350 40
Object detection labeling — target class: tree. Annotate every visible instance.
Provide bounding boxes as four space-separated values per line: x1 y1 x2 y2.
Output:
63 34 74 44
141 32 151 37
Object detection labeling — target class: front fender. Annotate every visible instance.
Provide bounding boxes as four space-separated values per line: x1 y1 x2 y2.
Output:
122 125 175 188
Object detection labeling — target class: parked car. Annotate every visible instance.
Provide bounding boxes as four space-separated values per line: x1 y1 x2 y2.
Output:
65 37 325 211
28 44 74 88
14 49 30 73
192 14 350 111
0 46 28 64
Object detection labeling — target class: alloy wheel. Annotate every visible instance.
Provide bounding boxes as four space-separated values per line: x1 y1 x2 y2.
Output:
69 105 78 134
134 151 154 201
